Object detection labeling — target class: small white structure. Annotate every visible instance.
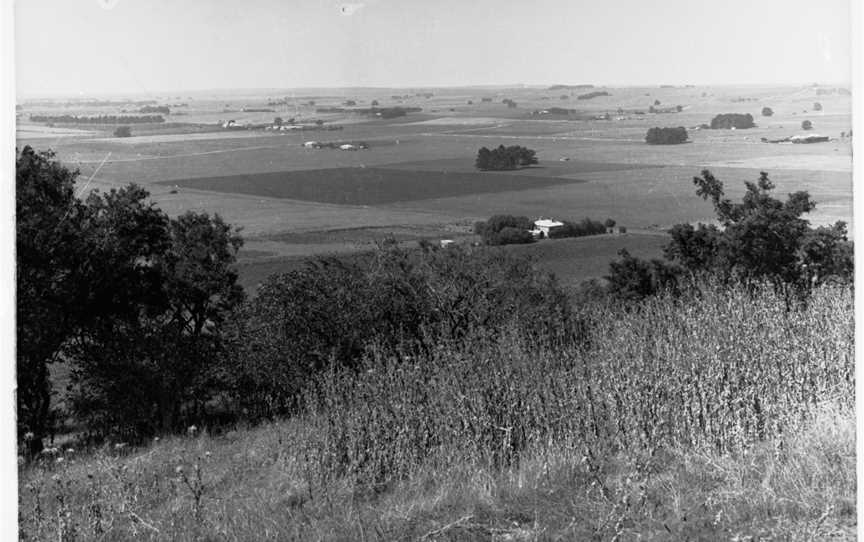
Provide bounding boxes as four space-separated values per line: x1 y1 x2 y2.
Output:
531 218 564 238
440 239 455 248
303 141 319 148
339 144 356 151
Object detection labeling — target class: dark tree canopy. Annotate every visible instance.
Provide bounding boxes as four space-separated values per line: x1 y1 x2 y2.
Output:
475 145 538 171
645 126 688 145
607 169 853 301
710 113 755 129
802 120 813 130
16 146 245 451
113 126 132 138
762 107 774 117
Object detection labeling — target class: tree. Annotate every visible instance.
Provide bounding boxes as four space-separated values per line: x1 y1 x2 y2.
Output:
69 211 244 439
813 102 822 111
113 126 132 137
604 218 616 228
371 100 379 106
273 117 283 126
761 107 774 117
676 105 683 112
16 148 170 455
608 170 852 301
802 120 813 130
654 99 661 106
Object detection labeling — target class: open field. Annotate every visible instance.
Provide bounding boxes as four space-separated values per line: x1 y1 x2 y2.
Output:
17 83 853 284
161 167 587 205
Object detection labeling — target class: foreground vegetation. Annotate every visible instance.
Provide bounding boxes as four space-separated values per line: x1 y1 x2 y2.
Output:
19 284 855 540
17 146 855 539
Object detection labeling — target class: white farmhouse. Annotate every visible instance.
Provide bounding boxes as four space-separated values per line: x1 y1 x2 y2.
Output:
303 141 319 148
531 218 564 238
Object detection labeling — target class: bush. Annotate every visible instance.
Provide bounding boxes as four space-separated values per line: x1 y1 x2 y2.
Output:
709 113 755 129
475 214 534 245
224 245 575 420
645 126 688 144
802 120 813 130
762 107 774 117
813 102 822 111
113 126 132 138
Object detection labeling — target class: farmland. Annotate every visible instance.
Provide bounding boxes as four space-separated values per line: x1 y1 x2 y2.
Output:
16 83 853 287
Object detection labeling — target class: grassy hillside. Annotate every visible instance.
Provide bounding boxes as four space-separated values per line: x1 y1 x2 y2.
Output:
18 283 855 540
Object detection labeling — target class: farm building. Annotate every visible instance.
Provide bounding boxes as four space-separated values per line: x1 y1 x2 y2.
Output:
531 219 564 238
339 144 356 151
790 134 830 144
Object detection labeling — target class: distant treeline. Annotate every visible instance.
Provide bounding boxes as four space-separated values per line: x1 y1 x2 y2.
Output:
645 126 688 144
710 113 755 129
139 105 170 114
29 114 165 124
548 84 594 90
242 108 276 113
25 99 158 107
577 91 611 100
315 106 422 118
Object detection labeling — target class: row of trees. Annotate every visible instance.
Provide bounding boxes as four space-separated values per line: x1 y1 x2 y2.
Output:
139 105 170 114
548 218 608 238
605 170 852 302
29 114 165 124
474 215 534 245
475 145 538 171
645 126 688 144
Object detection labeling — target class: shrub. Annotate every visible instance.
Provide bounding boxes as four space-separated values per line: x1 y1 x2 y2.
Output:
645 126 688 144
113 126 132 138
813 102 822 111
802 120 813 130
224 245 575 419
762 107 774 117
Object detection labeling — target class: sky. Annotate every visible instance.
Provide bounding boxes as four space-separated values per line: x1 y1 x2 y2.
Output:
14 0 854 96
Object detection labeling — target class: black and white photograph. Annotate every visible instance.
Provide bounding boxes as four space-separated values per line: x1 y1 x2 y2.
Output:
3 0 861 539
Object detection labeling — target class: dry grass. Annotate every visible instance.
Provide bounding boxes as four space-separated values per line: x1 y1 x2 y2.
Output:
18 283 855 540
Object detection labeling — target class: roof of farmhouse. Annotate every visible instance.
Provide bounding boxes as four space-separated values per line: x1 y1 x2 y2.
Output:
534 219 564 228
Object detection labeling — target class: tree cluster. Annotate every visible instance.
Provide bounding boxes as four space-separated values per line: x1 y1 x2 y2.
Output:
761 107 774 117
547 218 608 239
17 147 243 454
709 113 755 129
29 114 165 124
645 126 688 145
219 244 575 421
474 215 534 245
606 170 853 301
113 126 132 138
475 145 538 171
